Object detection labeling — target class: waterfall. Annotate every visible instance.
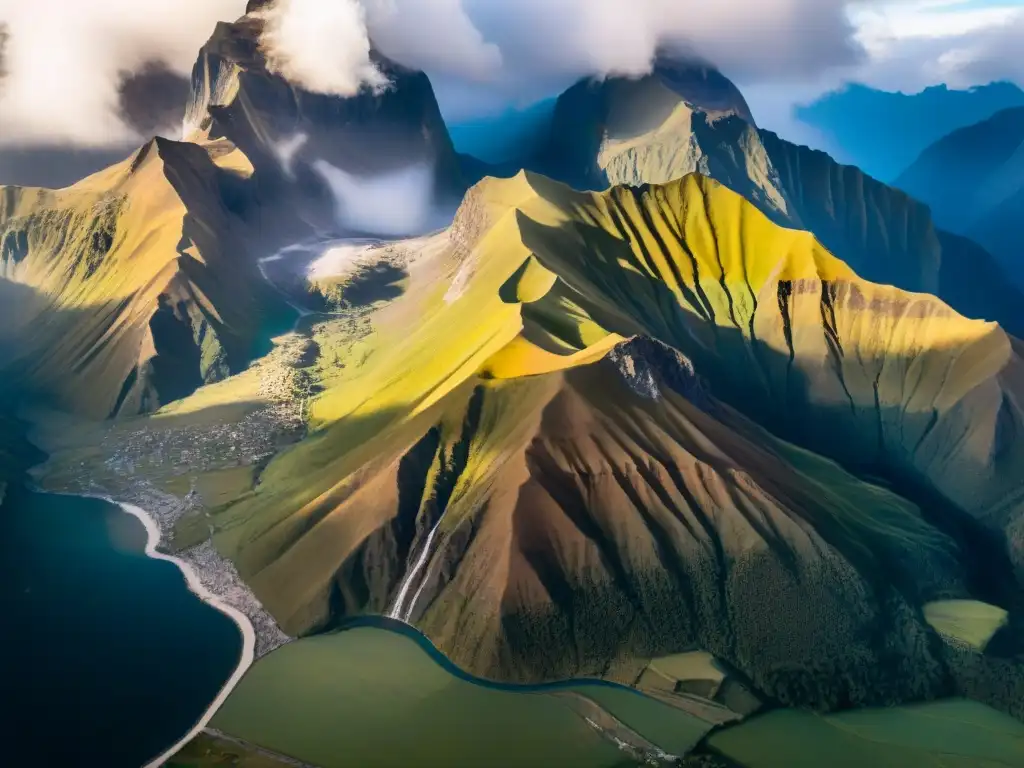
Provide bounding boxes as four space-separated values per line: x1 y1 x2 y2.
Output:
387 516 445 621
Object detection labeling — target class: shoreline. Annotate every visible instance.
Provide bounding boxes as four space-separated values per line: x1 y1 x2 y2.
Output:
116 498 257 768
50 489 260 768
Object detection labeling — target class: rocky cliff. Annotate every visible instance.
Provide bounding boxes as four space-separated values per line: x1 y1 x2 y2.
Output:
184 2 464 240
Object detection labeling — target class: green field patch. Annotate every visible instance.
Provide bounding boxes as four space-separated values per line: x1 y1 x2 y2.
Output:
924 600 1009 650
210 624 707 768
707 698 1024 767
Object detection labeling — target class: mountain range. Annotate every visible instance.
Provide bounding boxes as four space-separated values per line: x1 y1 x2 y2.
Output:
796 81 1024 183
896 105 1024 284
3 2 1024 765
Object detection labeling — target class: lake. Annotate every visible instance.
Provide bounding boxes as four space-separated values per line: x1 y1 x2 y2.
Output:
0 486 242 767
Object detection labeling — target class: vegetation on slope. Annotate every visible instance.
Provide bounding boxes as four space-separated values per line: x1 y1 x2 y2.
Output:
195 171 1024 717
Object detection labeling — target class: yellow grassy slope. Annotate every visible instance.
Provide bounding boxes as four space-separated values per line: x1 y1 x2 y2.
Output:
495 173 1022 578
0 137 283 417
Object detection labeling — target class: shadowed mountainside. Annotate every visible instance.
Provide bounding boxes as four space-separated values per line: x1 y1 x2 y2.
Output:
895 106 1024 283
0 137 290 418
795 81 1024 183
757 131 1024 339
200 172 1024 717
184 2 465 242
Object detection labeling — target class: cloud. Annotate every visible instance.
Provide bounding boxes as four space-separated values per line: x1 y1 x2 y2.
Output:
367 0 871 119
0 0 874 145
844 1 1024 91
117 61 192 136
0 0 243 146
312 159 437 236
257 0 388 96
934 14 1024 87
2 0 1020 152
743 1 1024 151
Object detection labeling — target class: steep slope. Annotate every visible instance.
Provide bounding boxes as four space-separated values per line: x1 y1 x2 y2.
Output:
758 131 1024 338
895 107 1024 281
0 137 289 418
521 63 781 216
508 69 1024 338
184 0 464 240
201 172 1024 715
795 81 1024 183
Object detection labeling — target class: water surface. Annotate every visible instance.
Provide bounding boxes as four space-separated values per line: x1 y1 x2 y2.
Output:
0 487 242 766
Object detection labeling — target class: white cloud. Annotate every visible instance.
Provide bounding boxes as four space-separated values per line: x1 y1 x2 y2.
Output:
850 0 1021 49
312 159 436 236
0 0 243 146
844 1 1024 89
257 0 389 96
364 0 502 82
369 0 870 117
0 0 873 145
938 13 1024 87
0 0 1020 151
745 1 1024 148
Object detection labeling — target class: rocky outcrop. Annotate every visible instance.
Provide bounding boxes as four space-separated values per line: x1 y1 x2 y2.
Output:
184 3 464 240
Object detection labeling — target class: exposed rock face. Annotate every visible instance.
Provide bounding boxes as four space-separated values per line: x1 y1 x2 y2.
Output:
184 5 464 240
607 336 707 406
526 62 773 205
0 137 289 418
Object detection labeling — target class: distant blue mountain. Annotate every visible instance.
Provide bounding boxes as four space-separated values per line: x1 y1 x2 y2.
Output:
447 98 557 165
895 106 1024 287
796 81 1024 183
